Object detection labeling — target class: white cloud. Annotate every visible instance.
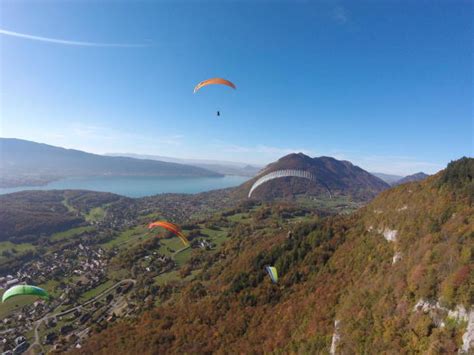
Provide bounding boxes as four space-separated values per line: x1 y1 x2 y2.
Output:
0 28 149 47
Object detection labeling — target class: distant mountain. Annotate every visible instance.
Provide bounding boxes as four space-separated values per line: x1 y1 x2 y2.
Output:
0 138 222 188
393 172 429 186
106 153 261 177
235 153 390 201
371 172 404 185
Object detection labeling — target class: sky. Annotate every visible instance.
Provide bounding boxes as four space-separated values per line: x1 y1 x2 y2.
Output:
0 0 472 175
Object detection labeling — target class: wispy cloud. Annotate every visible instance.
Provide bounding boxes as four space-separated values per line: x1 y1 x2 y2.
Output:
156 134 184 146
330 152 444 175
0 28 149 47
71 124 118 140
71 123 181 144
208 142 317 164
221 143 315 156
208 143 443 175
333 5 349 25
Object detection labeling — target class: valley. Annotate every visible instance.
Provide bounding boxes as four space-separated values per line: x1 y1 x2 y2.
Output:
0 186 330 353
0 157 471 353
1 2 470 353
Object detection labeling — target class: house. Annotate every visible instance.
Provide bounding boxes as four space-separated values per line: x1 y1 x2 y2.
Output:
44 332 57 345
14 337 25 347
52 344 64 352
12 341 28 354
79 314 91 324
5 279 19 288
60 325 73 335
46 318 57 328
65 334 78 344
198 240 213 250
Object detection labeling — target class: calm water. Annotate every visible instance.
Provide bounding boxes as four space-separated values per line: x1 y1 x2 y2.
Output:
0 175 248 198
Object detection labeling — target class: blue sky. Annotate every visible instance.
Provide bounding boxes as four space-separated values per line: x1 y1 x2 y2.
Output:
0 0 472 175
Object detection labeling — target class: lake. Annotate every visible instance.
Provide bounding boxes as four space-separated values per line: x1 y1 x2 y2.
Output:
0 175 249 198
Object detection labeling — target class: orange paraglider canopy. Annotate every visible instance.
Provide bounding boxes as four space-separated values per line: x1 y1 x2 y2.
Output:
193 78 236 93
148 221 189 246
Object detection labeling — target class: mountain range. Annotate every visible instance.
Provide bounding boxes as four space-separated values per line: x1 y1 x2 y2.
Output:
371 172 404 184
1 139 431 192
0 138 222 188
393 172 430 186
106 153 262 177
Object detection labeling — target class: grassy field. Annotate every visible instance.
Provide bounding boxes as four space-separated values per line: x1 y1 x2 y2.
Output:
138 212 164 223
154 268 200 286
79 280 114 302
108 268 130 282
157 237 187 256
62 198 76 213
0 241 36 264
200 227 230 249
295 195 362 213
154 270 180 285
101 226 147 250
51 226 95 241
227 213 250 223
85 207 106 222
38 279 62 297
174 247 192 267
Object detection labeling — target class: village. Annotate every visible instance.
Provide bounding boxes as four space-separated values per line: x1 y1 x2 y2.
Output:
0 223 218 354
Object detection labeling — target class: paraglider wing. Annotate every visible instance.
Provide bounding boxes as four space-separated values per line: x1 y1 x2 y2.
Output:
148 221 189 246
2 285 49 303
265 266 278 283
193 78 236 93
148 221 180 233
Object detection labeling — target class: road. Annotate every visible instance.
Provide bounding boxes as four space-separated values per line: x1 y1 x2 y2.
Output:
29 279 136 353
173 245 190 257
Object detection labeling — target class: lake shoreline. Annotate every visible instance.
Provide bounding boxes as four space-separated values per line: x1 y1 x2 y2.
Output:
0 175 248 198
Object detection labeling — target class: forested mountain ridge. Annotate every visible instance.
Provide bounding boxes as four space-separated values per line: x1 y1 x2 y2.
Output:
76 158 473 354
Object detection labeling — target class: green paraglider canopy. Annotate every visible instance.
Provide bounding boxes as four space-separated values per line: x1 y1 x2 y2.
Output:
2 285 49 303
